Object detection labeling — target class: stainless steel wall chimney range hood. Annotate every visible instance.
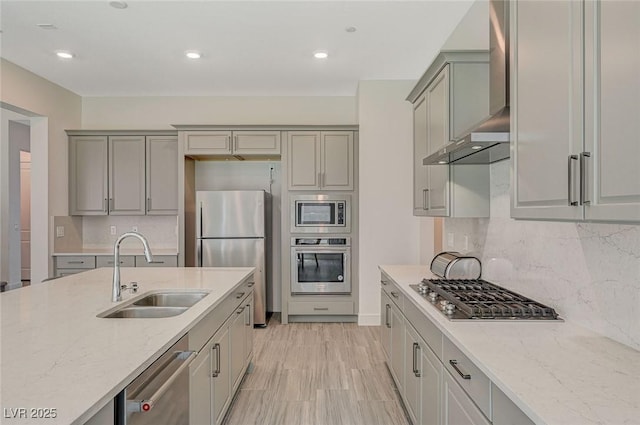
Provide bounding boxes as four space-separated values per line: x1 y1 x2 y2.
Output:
424 0 510 165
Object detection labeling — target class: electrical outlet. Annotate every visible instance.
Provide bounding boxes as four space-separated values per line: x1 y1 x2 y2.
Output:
56 226 65 237
447 232 455 248
110 225 117 236
132 225 138 232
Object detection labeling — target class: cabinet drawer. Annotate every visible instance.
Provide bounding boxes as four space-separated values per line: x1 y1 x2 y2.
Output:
55 256 96 269
54 269 90 278
404 298 442 360
135 255 177 267
288 301 354 315
443 337 491 420
184 131 232 155
233 131 281 155
381 279 404 310
96 255 135 268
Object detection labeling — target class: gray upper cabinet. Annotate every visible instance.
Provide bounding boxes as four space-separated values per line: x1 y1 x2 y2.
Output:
409 51 490 217
512 0 640 222
288 131 354 191
146 135 178 215
109 136 146 215
183 130 281 157
68 132 179 216
69 136 108 215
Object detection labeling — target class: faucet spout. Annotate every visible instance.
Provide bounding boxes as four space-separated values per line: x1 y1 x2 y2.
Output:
112 232 155 302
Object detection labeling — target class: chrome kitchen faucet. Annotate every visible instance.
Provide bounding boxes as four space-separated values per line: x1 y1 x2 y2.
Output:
112 232 155 302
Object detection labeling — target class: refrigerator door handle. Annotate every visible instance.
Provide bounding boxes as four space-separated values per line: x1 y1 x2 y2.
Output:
197 240 202 267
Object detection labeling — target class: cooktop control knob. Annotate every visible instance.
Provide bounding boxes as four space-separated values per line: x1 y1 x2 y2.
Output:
428 292 438 301
444 303 456 315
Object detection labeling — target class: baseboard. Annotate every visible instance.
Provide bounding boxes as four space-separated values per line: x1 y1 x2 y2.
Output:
358 314 381 326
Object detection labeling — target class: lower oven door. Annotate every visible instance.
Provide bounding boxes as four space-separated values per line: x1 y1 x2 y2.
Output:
291 246 351 294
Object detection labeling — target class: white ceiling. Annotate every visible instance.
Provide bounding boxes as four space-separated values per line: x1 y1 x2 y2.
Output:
0 1 475 97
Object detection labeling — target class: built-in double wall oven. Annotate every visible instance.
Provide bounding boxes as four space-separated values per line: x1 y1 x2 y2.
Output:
290 237 351 294
290 193 352 294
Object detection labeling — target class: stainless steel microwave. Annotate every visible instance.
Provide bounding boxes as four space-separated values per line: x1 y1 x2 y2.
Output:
290 194 351 234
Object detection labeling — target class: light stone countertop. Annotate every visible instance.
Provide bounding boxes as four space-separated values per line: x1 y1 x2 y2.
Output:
379 265 640 425
0 267 253 425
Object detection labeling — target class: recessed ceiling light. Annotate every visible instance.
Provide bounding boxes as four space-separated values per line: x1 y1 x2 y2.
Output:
471 145 483 150
37 23 58 30
314 51 328 59
185 51 202 59
438 161 447 164
109 1 128 9
56 51 74 59
345 26 357 33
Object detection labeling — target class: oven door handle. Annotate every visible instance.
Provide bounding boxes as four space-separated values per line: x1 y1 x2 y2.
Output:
128 351 197 413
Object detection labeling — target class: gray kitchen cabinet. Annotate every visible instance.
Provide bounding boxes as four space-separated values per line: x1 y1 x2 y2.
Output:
512 0 640 222
230 301 247 392
492 384 535 425
380 290 392 362
287 131 354 191
390 299 405 392
408 52 490 218
134 255 178 267
189 341 212 425
109 136 146 215
69 136 108 215
183 130 281 156
443 370 491 425
211 325 231 425
95 255 135 268
53 255 96 278
68 131 179 217
53 254 177 277
146 135 178 215
244 293 254 366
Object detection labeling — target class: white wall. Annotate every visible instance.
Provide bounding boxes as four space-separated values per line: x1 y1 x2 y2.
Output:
357 80 423 325
82 96 357 129
443 160 640 351
441 0 489 51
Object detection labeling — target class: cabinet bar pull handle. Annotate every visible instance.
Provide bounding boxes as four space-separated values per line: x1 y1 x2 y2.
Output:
449 360 471 380
103 198 108 212
245 304 251 326
138 351 197 413
580 152 591 205
567 155 579 206
423 189 429 210
313 307 329 311
385 304 391 328
390 291 399 299
109 198 114 211
212 343 221 377
413 342 421 377
247 282 255 287
236 306 245 314
381 281 388 286
147 197 151 212
236 292 246 299
67 261 84 264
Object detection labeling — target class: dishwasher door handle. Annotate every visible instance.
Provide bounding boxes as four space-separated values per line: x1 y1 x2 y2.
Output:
131 350 197 413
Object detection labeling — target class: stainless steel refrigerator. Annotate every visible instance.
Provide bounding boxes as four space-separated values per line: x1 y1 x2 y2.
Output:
196 190 267 326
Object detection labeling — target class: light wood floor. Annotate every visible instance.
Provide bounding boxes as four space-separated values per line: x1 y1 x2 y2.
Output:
223 316 410 425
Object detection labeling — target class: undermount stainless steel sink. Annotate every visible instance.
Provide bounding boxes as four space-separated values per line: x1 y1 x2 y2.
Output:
98 290 210 319
101 306 188 319
132 291 209 308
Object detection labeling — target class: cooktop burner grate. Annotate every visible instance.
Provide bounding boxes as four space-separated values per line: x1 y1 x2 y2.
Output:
410 278 561 320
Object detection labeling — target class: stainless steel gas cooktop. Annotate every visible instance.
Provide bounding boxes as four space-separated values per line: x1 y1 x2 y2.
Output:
410 278 561 321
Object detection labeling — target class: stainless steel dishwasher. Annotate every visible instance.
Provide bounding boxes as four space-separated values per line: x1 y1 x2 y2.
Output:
117 334 196 425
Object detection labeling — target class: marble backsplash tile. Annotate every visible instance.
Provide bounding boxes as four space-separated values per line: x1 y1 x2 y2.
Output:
444 160 640 351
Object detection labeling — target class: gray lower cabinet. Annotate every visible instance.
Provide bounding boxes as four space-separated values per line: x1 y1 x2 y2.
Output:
134 255 178 267
380 275 534 425
95 255 135 268
53 254 178 277
188 284 254 425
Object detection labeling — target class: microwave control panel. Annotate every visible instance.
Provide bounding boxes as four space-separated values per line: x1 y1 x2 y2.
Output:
337 202 345 225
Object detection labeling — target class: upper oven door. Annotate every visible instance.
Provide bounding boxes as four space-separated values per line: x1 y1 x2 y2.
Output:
290 194 351 234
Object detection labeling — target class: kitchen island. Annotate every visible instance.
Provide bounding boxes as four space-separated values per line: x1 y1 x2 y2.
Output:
0 267 254 425
380 265 640 425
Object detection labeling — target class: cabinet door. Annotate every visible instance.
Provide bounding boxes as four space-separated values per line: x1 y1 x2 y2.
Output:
320 131 354 190
404 325 421 424
584 1 640 221
244 294 254 365
380 290 392 362
230 304 246 391
511 0 584 220
184 131 232 155
212 326 230 425
189 345 212 425
146 136 178 215
69 136 108 215
420 337 442 425
390 303 405 392
233 131 281 155
109 136 146 215
443 371 491 425
427 66 450 154
288 131 321 190
413 95 429 216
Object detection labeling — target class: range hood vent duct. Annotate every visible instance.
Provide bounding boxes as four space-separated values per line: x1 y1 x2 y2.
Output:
424 0 510 165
